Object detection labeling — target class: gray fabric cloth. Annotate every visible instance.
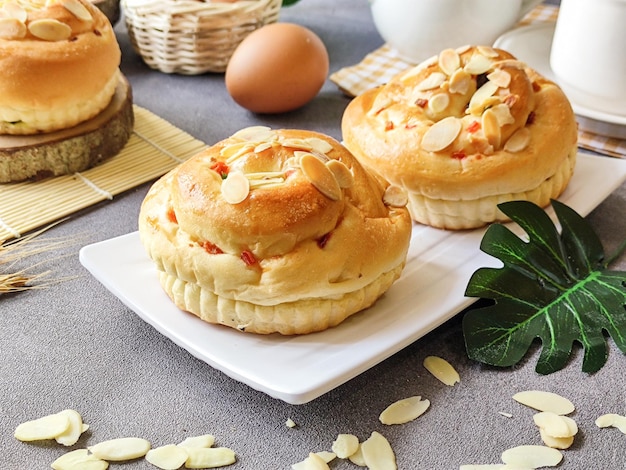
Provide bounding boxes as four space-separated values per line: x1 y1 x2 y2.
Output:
3 1 626 468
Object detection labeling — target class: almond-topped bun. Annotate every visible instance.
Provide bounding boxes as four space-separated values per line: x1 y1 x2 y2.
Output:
138 127 412 335
341 46 578 230
0 0 121 135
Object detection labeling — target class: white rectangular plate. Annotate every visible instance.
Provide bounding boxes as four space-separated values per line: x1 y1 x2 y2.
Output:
80 152 626 404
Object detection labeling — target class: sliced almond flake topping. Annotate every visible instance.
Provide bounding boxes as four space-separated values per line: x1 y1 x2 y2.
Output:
421 116 462 152
512 391 575 415
231 126 274 142
184 447 236 468
504 128 530 153
2 1 27 21
438 48 461 76
305 137 333 155
501 445 563 468
361 431 397 470
281 138 314 151
482 109 502 149
415 71 446 91
51 448 108 470
326 160 353 188
177 434 216 448
88 437 151 461
455 44 471 54
448 69 472 95
300 154 341 201
61 0 92 21
245 171 286 180
489 103 515 127
423 355 460 386
467 81 499 114
487 69 512 89
249 178 285 189
14 412 70 442
464 53 493 75
221 171 250 204
533 411 576 438
0 16 26 38
331 434 359 459
28 18 71 41
222 143 255 164
428 93 450 114
379 396 430 425
539 428 575 450
477 45 499 58
55 409 87 447
596 413 626 433
254 141 273 153
146 445 188 470
382 185 408 207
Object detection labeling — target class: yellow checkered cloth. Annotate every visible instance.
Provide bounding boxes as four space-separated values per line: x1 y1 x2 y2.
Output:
330 5 625 158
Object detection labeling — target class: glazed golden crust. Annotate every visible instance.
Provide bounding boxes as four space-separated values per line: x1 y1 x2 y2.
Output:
0 0 121 134
341 46 578 229
138 127 412 335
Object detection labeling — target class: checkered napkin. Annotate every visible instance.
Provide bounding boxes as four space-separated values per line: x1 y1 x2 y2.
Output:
330 5 625 158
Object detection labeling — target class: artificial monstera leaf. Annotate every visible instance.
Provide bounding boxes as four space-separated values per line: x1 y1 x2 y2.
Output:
462 199 626 375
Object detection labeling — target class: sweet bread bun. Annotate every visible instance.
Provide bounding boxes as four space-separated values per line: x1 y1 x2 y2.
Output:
0 0 121 135
341 46 578 230
138 127 412 335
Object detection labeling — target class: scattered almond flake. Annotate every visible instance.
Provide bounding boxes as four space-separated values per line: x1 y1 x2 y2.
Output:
382 185 408 208
438 48 461 76
61 0 92 21
27 18 72 41
477 46 499 58
415 72 447 91
221 171 250 204
285 418 297 428
146 444 189 470
326 160 353 188
348 444 367 467
300 153 341 201
51 448 109 470
2 1 27 22
503 128 530 153
467 81 499 114
596 413 626 433
291 452 331 470
177 434 216 448
305 137 333 155
0 16 26 39
423 355 460 386
498 412 513 418
421 116 462 152
428 93 450 114
501 445 563 468
184 447 236 468
55 409 87 447
487 69 512 89
532 411 577 438
331 434 360 459
464 53 493 75
448 69 472 95
231 126 274 142
88 437 151 461
489 103 515 127
379 396 430 425
14 412 70 442
539 428 574 450
361 431 396 470
482 109 502 149
512 391 575 415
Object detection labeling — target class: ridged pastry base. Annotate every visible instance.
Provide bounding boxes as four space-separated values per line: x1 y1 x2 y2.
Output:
407 146 577 230
158 263 404 336
0 74 133 183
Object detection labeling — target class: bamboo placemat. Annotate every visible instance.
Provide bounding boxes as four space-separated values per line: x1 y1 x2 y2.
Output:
330 4 626 159
0 106 207 241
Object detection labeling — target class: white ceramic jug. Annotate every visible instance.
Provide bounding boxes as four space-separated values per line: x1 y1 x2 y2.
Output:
370 0 544 63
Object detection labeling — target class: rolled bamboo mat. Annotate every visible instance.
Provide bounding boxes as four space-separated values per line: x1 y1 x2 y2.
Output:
0 106 206 241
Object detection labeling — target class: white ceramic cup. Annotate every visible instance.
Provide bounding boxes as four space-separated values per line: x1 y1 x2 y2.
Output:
550 0 626 117
369 0 543 64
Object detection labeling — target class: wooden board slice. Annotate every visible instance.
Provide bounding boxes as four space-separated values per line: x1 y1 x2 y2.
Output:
0 75 133 183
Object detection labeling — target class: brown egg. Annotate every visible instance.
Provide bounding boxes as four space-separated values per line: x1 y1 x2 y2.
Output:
225 23 329 114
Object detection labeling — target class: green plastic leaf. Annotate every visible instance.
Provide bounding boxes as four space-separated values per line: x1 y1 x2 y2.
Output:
462 199 626 374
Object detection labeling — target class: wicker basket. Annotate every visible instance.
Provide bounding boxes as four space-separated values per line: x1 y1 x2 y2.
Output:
122 0 282 74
